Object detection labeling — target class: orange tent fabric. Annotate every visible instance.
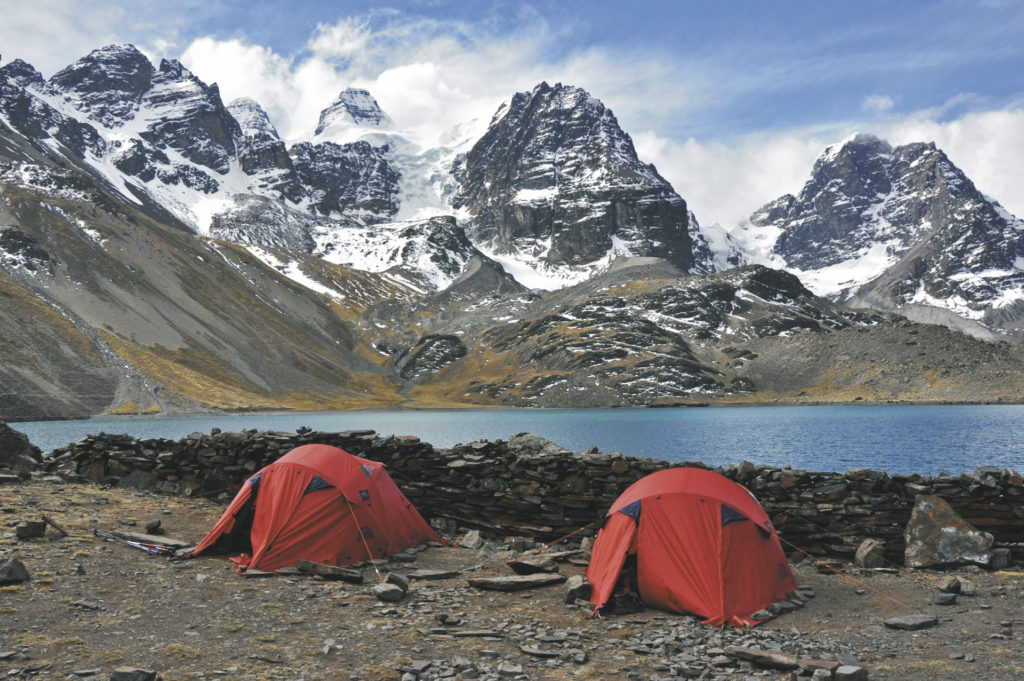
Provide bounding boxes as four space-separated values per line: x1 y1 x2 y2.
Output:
185 444 441 573
586 467 797 626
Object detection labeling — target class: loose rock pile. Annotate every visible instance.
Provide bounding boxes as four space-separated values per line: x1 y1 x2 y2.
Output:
29 428 1024 564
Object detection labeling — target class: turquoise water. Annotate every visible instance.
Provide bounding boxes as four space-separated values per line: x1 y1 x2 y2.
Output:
12 404 1024 475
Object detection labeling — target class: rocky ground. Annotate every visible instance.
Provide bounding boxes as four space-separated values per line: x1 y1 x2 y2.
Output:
1 479 1022 681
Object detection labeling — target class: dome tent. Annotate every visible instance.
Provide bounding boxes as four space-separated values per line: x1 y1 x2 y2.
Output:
586 467 798 626
185 444 441 573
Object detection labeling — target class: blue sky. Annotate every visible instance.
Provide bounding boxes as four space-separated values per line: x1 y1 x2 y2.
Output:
2 0 1023 226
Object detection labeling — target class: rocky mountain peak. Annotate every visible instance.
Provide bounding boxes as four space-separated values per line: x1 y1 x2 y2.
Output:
808 133 895 204
47 44 154 127
227 97 280 139
0 58 45 89
753 134 991 271
156 58 187 79
750 133 1024 338
314 88 392 135
453 81 693 277
138 58 241 174
820 132 892 160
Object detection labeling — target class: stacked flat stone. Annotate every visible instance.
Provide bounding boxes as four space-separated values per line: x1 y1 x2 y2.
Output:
37 431 1023 564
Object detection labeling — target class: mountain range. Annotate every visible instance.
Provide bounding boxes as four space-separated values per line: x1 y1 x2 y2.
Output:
2 44 1024 420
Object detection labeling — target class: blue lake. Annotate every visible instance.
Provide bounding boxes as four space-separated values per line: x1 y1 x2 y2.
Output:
12 404 1024 475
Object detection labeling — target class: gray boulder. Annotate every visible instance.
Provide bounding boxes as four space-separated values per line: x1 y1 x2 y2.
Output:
854 538 886 568
0 557 30 584
563 574 592 604
385 571 410 594
372 582 406 602
0 422 42 473
459 529 484 550
904 495 993 568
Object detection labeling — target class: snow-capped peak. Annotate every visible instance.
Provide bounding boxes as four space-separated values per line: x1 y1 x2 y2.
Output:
1 58 45 88
314 88 392 137
819 132 892 165
46 43 154 127
227 97 280 139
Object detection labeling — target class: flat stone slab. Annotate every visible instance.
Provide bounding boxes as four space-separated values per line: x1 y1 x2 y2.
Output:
110 669 158 681
242 569 277 578
508 556 559 575
883 613 939 630
536 549 582 561
467 573 567 591
406 569 462 580
452 630 503 638
724 646 800 670
295 559 363 583
835 664 869 681
798 659 840 674
520 646 561 659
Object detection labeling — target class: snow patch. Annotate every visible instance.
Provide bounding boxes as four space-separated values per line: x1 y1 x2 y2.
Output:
791 240 901 297
243 245 345 301
514 187 557 203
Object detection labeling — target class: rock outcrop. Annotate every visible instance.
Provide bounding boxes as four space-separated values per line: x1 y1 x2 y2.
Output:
0 421 42 473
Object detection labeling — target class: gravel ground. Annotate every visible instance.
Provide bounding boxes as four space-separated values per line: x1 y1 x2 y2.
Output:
1 480 1022 681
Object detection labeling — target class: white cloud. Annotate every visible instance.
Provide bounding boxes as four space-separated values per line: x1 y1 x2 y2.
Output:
0 1 125 75
634 106 1024 236
0 0 189 76
862 95 894 113
181 17 548 144
179 13 704 149
180 37 346 141
879 108 1024 216
308 17 372 59
634 130 832 231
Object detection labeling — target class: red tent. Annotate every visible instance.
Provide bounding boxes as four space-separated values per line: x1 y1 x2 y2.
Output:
185 444 441 573
586 467 798 626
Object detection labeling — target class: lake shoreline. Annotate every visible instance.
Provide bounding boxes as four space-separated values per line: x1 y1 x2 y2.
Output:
11 403 1024 475
11 395 1024 427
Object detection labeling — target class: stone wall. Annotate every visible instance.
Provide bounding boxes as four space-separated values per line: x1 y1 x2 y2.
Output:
38 429 1024 564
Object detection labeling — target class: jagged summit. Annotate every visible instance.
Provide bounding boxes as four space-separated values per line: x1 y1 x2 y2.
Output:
452 81 693 287
227 97 280 139
134 57 240 174
814 132 893 180
314 88 392 136
0 58 45 88
749 133 1024 338
47 44 154 127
